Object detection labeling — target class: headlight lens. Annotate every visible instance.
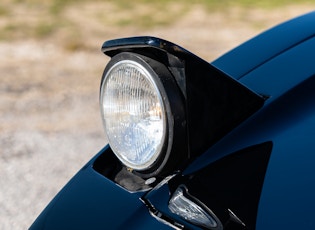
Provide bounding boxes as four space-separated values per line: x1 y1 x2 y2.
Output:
100 59 167 170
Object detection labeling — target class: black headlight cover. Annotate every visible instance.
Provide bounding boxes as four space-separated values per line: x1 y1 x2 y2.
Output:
101 36 265 178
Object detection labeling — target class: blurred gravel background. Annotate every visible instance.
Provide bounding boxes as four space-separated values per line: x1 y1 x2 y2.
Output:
0 1 314 229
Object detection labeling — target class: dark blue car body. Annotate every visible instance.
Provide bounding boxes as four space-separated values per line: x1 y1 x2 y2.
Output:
30 11 315 230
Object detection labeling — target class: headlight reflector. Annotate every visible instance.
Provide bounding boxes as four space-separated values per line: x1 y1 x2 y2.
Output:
100 59 166 170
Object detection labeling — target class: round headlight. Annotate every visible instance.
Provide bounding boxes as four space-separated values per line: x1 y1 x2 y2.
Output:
100 58 167 170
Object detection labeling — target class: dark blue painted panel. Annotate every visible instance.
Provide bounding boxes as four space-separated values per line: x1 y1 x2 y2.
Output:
240 36 315 103
30 149 172 230
212 11 315 80
257 117 315 229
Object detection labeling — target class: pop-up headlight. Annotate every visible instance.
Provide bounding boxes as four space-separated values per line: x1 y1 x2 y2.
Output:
100 37 264 179
100 52 186 176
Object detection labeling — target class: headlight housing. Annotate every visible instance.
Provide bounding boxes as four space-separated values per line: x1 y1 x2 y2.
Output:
100 36 264 179
100 52 187 176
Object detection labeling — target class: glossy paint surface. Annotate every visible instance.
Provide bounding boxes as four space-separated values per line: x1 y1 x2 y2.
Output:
212 11 315 80
29 147 173 230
